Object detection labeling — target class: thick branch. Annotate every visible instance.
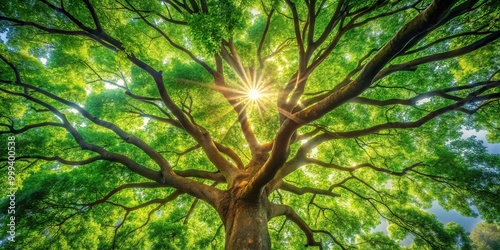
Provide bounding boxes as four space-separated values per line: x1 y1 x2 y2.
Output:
0 87 160 180
174 169 225 182
295 0 459 125
214 54 261 157
257 9 275 68
214 141 245 170
279 182 341 198
82 0 103 31
312 81 500 143
16 81 173 174
270 203 322 248
402 25 491 55
0 86 221 206
2 7 241 190
374 31 500 82
7 155 103 166
305 159 425 177
0 121 64 135
84 182 168 207
9 1 240 181
122 0 213 74
248 3 462 192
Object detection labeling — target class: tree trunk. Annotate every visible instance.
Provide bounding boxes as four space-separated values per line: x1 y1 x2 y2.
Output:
222 197 271 250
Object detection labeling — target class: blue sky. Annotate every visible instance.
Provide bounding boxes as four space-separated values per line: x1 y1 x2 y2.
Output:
372 128 499 245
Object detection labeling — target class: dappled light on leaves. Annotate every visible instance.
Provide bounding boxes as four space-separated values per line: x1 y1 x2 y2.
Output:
0 0 499 249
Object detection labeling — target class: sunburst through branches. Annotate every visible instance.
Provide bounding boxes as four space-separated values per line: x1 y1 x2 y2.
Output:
232 69 274 121
247 88 262 100
192 66 275 125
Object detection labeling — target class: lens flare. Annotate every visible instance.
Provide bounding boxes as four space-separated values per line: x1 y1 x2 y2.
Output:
248 88 262 100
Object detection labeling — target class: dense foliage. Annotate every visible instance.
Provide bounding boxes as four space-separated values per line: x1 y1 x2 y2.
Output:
470 222 500 250
1 0 499 249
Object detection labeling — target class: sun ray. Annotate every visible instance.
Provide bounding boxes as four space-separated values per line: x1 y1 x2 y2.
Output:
248 88 262 100
180 62 276 124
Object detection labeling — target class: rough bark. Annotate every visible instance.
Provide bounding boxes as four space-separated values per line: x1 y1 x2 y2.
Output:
219 186 271 250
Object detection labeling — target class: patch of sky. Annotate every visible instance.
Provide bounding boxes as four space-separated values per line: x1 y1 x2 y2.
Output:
461 126 500 154
0 31 7 43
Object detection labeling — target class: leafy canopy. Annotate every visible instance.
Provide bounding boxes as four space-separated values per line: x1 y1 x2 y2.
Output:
1 0 499 249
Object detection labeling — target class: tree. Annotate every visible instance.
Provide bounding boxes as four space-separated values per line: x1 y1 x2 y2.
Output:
1 0 499 249
470 222 500 250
